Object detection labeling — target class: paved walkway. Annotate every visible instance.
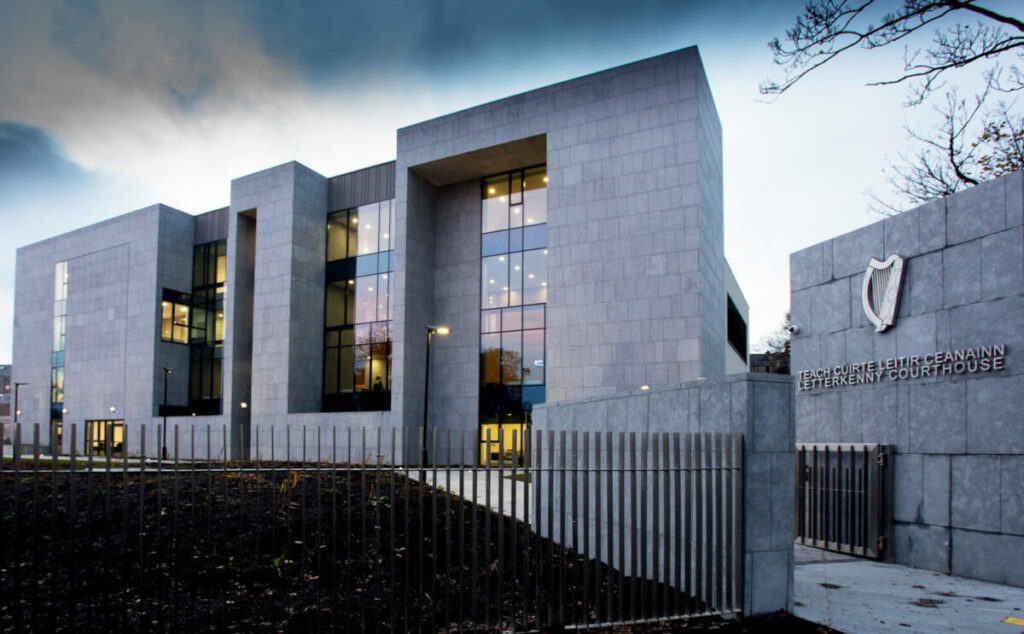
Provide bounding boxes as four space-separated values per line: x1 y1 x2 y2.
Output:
410 468 531 519
794 545 1024 633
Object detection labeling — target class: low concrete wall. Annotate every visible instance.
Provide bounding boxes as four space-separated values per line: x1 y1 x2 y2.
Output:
532 373 795 616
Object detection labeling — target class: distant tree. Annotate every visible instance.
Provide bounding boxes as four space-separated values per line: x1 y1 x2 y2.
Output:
762 0 1024 211
758 314 793 369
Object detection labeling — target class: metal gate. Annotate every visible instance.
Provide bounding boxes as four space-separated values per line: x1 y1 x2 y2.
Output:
795 443 891 559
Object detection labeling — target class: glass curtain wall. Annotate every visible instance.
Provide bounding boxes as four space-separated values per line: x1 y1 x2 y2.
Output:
50 260 68 450
189 241 225 415
323 200 395 412
480 166 547 464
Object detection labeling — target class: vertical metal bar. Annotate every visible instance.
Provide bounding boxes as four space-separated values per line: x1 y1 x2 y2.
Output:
510 429 518 632
403 427 411 633
662 433 671 617
703 433 714 612
546 430 555 627
795 446 803 542
605 431 615 623
628 432 638 622
714 434 725 613
48 422 57 632
617 431 626 622
673 433 683 617
593 432 603 625
651 433 661 618
139 424 147 614
582 431 591 627
522 427 531 633
30 424 39 633
12 423 23 632
722 434 733 612
471 428 479 627
558 429 567 625
733 435 744 613
692 434 703 613
484 427 492 630
869 445 880 558
69 423 79 629
570 430 579 625
811 447 819 544
458 428 466 634
638 432 648 620
445 428 452 632
119 425 128 631
498 429 505 630
533 430 544 630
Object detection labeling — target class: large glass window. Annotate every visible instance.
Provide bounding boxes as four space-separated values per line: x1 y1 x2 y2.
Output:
324 200 395 412
188 241 226 415
161 290 190 344
480 167 547 464
50 261 68 449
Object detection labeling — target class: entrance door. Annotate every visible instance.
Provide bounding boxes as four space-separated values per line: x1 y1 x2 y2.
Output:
479 422 527 465
85 420 125 458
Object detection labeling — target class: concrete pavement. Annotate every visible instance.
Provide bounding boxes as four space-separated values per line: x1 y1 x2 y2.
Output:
794 545 1024 633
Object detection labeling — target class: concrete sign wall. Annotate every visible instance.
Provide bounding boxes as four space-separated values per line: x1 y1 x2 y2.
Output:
790 170 1024 587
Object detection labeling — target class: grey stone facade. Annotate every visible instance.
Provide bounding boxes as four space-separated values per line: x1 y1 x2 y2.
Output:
532 373 796 616
790 170 1024 587
11 47 747 463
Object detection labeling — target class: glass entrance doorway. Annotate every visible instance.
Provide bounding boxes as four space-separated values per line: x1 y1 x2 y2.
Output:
85 420 124 457
479 422 527 466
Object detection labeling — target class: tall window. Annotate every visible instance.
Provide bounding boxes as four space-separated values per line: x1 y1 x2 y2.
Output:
51 261 68 449
323 200 395 412
480 166 547 463
189 241 225 415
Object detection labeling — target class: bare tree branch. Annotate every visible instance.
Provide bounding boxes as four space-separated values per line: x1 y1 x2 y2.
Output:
762 0 1024 100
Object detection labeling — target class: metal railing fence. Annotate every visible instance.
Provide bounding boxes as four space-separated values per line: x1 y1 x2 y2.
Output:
1 423 742 632
795 443 891 558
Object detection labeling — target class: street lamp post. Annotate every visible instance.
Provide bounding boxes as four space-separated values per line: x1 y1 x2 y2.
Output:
421 325 449 474
162 368 173 460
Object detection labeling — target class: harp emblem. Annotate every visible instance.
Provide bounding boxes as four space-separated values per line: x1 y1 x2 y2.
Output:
861 254 905 333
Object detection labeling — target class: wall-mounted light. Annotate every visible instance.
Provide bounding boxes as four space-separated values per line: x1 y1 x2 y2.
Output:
62 408 68 414
240 401 248 409
109 405 116 414
640 384 651 391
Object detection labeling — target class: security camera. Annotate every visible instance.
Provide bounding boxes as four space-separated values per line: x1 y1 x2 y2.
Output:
786 324 800 335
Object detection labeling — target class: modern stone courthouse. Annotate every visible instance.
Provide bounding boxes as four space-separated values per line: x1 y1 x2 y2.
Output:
790 170 1024 587
11 47 749 463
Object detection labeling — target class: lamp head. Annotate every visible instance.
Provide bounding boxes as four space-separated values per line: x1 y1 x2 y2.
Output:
426 325 450 336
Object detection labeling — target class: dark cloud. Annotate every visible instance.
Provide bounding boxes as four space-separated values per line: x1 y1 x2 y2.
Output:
48 0 113 74
249 0 774 82
0 121 89 195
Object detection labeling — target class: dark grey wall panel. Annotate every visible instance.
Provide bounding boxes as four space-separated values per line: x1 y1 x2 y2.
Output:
328 161 396 210
194 207 229 244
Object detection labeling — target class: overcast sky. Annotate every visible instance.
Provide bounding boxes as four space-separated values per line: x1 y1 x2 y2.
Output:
1 0 1018 364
